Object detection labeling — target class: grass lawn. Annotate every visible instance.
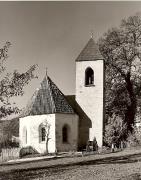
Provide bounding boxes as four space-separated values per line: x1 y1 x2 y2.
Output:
0 148 141 180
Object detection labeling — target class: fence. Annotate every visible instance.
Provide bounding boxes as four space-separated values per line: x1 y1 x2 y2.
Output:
0 148 20 163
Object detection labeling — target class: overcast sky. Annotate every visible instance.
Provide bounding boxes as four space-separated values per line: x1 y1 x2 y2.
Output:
1 1 141 109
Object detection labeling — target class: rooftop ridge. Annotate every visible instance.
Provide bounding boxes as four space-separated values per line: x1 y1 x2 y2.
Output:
46 77 56 113
48 77 74 114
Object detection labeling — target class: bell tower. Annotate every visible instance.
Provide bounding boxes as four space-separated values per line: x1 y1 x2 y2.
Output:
75 37 104 147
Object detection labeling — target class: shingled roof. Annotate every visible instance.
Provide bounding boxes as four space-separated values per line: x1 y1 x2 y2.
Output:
76 38 103 61
21 75 74 116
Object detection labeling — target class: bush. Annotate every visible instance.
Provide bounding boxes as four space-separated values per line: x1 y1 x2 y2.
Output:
127 126 141 147
0 140 19 151
19 146 39 158
104 114 127 148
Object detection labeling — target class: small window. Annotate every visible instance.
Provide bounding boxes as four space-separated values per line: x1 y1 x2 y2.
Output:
39 124 46 143
41 127 46 142
85 67 94 86
62 125 70 143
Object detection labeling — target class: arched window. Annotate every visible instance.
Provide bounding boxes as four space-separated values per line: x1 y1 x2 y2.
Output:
41 127 46 142
39 125 46 142
23 126 27 145
62 124 70 143
85 67 94 86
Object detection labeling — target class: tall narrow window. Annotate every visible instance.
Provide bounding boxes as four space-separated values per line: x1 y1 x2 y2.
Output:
85 67 94 86
39 124 46 143
41 127 46 142
23 126 27 145
62 125 70 143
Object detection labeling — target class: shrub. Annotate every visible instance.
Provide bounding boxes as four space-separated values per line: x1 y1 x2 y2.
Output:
0 140 19 152
19 146 39 158
104 114 127 147
127 126 141 147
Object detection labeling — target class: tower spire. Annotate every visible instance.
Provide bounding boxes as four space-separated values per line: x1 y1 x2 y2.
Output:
46 67 48 79
76 34 103 62
91 29 94 39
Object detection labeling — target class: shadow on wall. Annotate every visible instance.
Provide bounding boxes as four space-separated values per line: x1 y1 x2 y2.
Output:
65 95 92 150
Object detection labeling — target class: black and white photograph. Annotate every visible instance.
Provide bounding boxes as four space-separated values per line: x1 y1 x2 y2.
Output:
0 1 141 179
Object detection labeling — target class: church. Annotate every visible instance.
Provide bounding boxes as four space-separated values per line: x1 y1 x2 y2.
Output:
19 37 104 153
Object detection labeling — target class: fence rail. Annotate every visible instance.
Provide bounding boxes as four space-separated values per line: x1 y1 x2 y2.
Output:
0 148 20 163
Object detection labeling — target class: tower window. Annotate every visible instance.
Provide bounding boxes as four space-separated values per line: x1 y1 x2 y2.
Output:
85 67 94 86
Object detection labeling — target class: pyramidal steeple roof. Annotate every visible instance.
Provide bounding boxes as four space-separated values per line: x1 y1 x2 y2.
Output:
21 75 74 116
76 38 103 61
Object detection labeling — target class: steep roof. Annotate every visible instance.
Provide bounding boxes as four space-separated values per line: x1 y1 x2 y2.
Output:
76 38 103 62
21 75 74 116
65 95 91 127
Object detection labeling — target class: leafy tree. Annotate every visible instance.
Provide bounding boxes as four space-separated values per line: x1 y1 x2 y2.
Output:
0 42 37 119
104 114 127 147
99 13 141 131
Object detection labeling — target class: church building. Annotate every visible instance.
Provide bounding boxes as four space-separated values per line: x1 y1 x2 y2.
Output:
19 37 104 153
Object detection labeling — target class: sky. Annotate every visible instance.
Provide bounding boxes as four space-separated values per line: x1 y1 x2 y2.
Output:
0 1 141 110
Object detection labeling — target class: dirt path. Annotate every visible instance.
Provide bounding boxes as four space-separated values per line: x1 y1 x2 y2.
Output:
1 149 141 180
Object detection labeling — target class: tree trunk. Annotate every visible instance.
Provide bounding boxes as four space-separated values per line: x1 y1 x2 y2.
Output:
125 73 137 132
46 140 49 154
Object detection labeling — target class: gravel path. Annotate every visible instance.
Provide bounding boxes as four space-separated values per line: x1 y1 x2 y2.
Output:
0 148 141 180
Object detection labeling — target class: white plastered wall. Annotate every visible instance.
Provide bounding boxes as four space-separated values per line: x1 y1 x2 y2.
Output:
76 60 104 147
19 114 56 153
